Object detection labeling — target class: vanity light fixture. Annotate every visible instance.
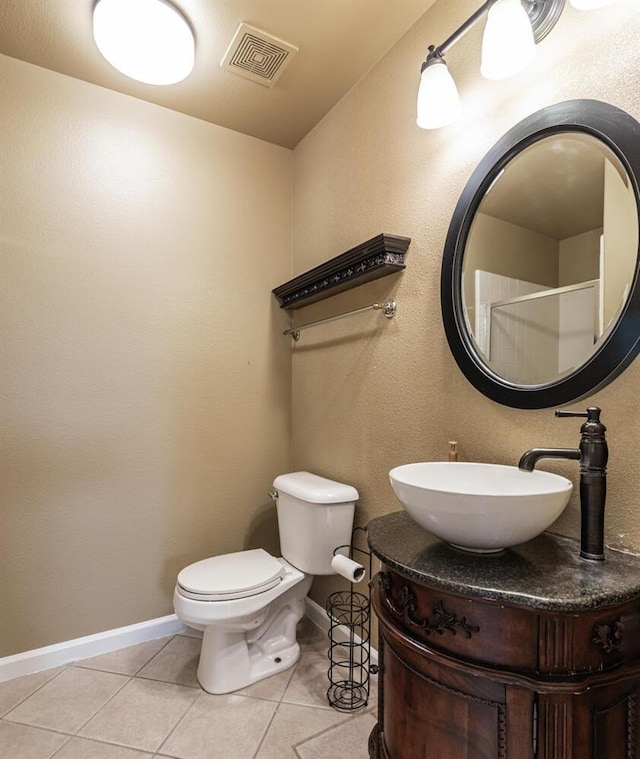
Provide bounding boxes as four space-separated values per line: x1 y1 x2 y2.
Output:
417 0 580 129
416 53 462 130
480 0 537 80
93 0 195 85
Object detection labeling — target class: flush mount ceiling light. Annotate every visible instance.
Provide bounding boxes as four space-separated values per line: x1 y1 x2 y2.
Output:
416 0 615 130
568 0 614 8
93 0 195 85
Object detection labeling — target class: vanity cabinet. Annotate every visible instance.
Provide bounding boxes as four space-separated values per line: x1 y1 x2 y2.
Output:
367 512 640 759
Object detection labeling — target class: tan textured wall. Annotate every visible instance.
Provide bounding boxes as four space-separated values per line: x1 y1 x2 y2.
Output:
292 1 640 607
559 229 601 286
0 55 293 656
603 157 639 327
463 212 559 315
466 214 559 285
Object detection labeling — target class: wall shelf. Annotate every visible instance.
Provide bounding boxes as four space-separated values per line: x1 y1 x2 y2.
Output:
272 233 410 310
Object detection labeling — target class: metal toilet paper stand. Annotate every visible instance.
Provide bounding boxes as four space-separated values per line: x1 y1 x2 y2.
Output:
325 527 378 711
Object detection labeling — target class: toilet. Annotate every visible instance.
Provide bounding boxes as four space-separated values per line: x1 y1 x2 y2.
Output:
173 471 358 694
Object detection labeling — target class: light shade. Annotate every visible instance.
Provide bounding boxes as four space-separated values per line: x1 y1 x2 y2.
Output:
481 0 536 81
93 0 195 85
416 58 462 130
569 0 615 8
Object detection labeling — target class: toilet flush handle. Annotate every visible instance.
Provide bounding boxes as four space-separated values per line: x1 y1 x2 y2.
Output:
268 489 278 501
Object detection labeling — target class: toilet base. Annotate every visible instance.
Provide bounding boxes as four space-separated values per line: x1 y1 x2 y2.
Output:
189 569 313 694
197 628 301 694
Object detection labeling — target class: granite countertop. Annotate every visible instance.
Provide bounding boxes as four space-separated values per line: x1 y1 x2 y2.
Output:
367 511 640 612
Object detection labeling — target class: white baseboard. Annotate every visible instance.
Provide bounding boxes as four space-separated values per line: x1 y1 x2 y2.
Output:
0 614 186 683
304 597 378 667
0 600 376 684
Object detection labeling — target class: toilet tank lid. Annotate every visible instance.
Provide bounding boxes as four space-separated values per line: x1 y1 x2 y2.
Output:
273 472 358 504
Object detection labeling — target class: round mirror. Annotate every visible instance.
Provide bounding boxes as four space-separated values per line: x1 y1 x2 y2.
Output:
441 100 640 408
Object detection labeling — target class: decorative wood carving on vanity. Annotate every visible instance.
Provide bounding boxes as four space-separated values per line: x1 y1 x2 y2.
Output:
379 571 479 638
593 608 640 660
366 512 640 759
539 617 574 671
594 619 625 655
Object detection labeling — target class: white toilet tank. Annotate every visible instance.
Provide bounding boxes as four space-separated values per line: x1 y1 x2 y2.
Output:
273 472 358 575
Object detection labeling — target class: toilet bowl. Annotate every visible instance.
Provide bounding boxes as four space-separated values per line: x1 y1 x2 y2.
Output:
174 550 312 694
173 472 358 694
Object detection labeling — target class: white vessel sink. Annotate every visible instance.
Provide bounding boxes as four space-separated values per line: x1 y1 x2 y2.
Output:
389 462 573 553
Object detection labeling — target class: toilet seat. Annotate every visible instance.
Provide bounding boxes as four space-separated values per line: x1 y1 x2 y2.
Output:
177 548 286 601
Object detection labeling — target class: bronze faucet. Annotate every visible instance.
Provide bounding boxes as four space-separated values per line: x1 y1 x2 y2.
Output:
518 407 608 561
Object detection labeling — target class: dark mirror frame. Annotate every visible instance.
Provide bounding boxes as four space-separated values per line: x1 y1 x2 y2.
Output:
441 99 640 409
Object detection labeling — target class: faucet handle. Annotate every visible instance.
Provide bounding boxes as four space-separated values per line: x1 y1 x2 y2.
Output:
555 406 601 422
557 407 605 437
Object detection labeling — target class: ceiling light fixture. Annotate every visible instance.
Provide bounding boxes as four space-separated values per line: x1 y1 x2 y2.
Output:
568 0 614 9
417 0 615 130
93 0 195 85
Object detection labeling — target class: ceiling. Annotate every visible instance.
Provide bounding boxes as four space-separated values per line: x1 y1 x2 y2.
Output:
479 135 611 240
0 0 436 148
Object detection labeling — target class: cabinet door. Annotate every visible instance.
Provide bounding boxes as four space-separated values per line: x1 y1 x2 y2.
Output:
537 681 640 759
379 626 535 759
592 683 639 759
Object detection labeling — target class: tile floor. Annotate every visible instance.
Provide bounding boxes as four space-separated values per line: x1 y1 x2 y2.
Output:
0 620 377 758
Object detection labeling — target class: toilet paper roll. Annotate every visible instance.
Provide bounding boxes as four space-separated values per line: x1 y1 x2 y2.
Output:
331 554 366 583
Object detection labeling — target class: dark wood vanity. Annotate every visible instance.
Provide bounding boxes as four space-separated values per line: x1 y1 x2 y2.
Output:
367 512 640 759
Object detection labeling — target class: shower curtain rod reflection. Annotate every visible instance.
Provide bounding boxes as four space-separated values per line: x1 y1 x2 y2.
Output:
490 279 599 310
283 300 397 342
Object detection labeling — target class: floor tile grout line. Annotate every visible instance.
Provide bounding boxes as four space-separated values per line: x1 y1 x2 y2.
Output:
157 643 305 759
280 697 334 711
0 721 74 759
46 731 162 758
278 652 302 702
251 700 282 759
73 672 135 736
153 688 204 756
236 692 294 706
77 681 201 756
70 633 176 678
1 623 351 758
0 718 95 744
0 664 71 720
176 631 203 640
0 664 77 729
131 634 178 677
133 672 201 689
153 674 308 756
292 705 374 755
44 732 73 759
1 716 83 738
279 643 338 713
46 728 161 756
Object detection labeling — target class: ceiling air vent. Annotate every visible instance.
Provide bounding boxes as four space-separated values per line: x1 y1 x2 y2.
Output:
220 23 298 88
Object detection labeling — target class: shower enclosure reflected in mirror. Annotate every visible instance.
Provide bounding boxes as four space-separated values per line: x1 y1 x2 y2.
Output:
464 132 636 386
441 100 640 408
